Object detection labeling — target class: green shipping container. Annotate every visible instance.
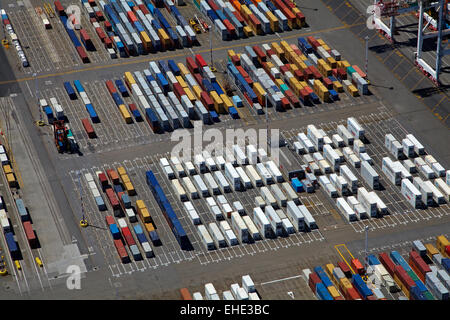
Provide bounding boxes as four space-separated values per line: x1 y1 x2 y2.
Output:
424 291 434 300
347 66 356 76
280 84 289 93
406 270 419 282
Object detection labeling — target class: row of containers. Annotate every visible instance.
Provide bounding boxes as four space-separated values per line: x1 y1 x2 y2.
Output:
180 275 260 300
195 0 306 40
0 146 38 263
54 0 198 63
305 235 450 300
1 9 29 67
226 37 368 114
85 167 162 262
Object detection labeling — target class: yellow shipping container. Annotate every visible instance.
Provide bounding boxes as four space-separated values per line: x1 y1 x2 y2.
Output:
280 40 292 52
317 39 326 46
425 243 439 257
144 222 155 233
339 277 353 291
348 85 359 97
192 85 202 99
325 264 335 277
228 49 236 59
271 42 284 59
437 235 450 257
117 166 127 176
393 273 410 299
124 72 136 86
178 63 189 77
266 11 279 32
323 44 331 52
241 5 252 18
326 57 337 69
176 76 188 88
118 104 132 124
185 87 196 103
210 91 224 113
136 200 146 210
3 164 12 174
333 81 344 93
124 181 136 196
243 25 253 37
220 94 233 111
121 174 130 184
327 285 341 299
6 173 16 187
338 60 351 69
275 79 284 87
139 31 151 52
139 207 151 223
289 63 298 73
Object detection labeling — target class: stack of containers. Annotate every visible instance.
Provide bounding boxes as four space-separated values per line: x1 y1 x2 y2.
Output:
73 80 99 123
133 224 154 258
55 1 89 63
146 170 189 249
85 172 106 211
105 215 130 263
117 218 142 260
105 79 133 123
1 9 29 66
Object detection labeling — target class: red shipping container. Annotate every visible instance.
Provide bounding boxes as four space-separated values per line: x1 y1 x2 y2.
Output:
23 221 37 248
106 188 119 208
352 65 367 79
308 272 321 294
127 11 138 23
89 17 97 24
107 169 119 184
81 118 95 138
98 172 108 186
334 296 345 300
105 80 117 95
446 245 450 256
54 1 65 16
88 0 95 5
231 55 240 66
173 83 186 99
245 77 253 87
76 46 89 63
394 265 415 290
346 287 361 300
409 251 431 281
95 11 104 21
282 0 295 9
95 27 106 40
105 215 115 225
3 19 10 26
121 227 136 246
281 97 289 109
366 295 377 300
266 49 275 57
138 4 150 15
237 66 249 79
337 261 352 278
186 57 199 74
252 45 266 62
294 69 304 81
104 20 112 31
113 239 129 263
80 29 91 42
248 14 261 28
280 65 289 74
232 10 245 24
128 103 137 112
323 77 333 89
207 0 219 11
104 37 112 48
299 88 309 101
303 68 313 80
304 86 313 95
201 91 214 110
223 19 236 35
379 252 396 275
195 54 208 69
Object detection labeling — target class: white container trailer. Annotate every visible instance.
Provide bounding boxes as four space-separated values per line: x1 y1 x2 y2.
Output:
192 292 203 300
223 291 235 300
390 140 403 159
360 153 373 165
242 275 256 293
361 160 380 190
198 225 215 250
231 211 249 243
340 165 358 193
182 176 199 199
184 161 197 175
434 178 450 202
384 134 396 151
253 207 272 238
307 124 324 151
337 125 354 146
205 157 218 172
402 138 415 158
313 152 324 162
347 117 364 138
172 179 188 201
204 173 220 195
393 161 412 181
246 145 258 164
256 163 274 185
233 201 245 215
323 144 340 170
424 180 446 204
298 205 317 229
297 133 315 153
163 165 175 179
336 197 357 222
236 166 252 189
194 154 207 173
243 215 261 241
293 141 305 155
225 163 242 191
246 165 263 187
353 139 365 155
258 148 268 162
260 187 277 207
403 159 416 173
420 164 436 179
318 159 332 175
264 205 283 237
205 283 218 299
214 171 231 193
215 156 226 170
270 184 287 207
192 174 209 197
255 196 266 209
332 134 345 148
286 201 305 232
184 202 201 225
266 160 284 183
208 222 227 248
401 179 421 209
369 191 388 216
405 134 425 155
159 157 170 168
210 205 224 220
329 173 348 196
357 187 377 217
281 182 300 204
233 144 248 165
382 157 402 185
413 177 433 207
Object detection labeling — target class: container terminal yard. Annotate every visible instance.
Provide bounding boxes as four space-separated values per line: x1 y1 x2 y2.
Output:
0 0 449 304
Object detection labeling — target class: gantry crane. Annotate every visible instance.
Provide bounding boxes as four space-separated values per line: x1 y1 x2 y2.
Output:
52 120 69 153
372 0 450 85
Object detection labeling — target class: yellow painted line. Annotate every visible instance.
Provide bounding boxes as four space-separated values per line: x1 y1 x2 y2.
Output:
431 95 447 112
400 67 417 81
334 244 355 274
391 58 405 72
0 22 367 86
382 50 397 63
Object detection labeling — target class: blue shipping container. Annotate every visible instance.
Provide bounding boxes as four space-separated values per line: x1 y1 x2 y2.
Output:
352 274 373 299
63 82 77 99
85 104 99 123
291 178 303 192
313 266 333 288
5 232 19 258
368 254 381 265
115 79 129 96
316 283 333 300
15 198 29 222
73 80 85 93
109 224 121 239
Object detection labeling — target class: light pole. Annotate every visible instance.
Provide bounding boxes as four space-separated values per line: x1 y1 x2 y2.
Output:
364 225 370 270
265 94 269 152
365 36 369 77
77 171 88 228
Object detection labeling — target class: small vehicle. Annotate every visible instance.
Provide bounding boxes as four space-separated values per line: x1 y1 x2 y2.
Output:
15 260 21 270
35 257 43 267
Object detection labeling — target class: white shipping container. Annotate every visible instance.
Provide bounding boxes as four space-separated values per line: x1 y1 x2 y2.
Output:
252 207 272 238
236 166 252 189
347 117 364 138
182 176 199 199
340 165 358 192
434 178 450 202
337 125 354 146
198 225 215 250
208 222 227 248
242 215 261 241
405 134 425 155
184 161 196 175
264 205 283 237
369 191 388 216
192 292 203 300
357 187 377 217
425 181 446 204
246 165 263 187
192 174 209 197
204 173 220 195
214 171 231 193
246 145 258 164
256 163 274 185
266 161 284 183
231 212 249 243
242 275 255 293
361 160 379 189
258 148 268 162
260 187 277 207
336 197 357 222
225 163 242 191
215 156 226 170
402 138 414 157
286 201 305 231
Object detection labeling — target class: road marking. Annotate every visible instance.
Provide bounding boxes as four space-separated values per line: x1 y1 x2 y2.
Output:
259 274 302 286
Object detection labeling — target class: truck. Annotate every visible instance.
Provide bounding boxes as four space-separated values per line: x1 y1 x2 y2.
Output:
184 161 197 175
336 197 357 222
264 205 283 237
246 165 263 187
204 173 220 195
361 160 380 190
266 160 284 183
405 134 425 155
225 162 242 191
208 222 227 248
243 215 261 241
172 179 188 201
282 182 300 204
340 165 358 193
198 225 215 250
192 174 209 197
182 176 199 199
214 171 231 193
357 187 377 217
256 163 274 185
332 134 345 148
260 187 278 208
236 166 252 189
369 191 388 216
286 201 305 232
270 184 287 207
